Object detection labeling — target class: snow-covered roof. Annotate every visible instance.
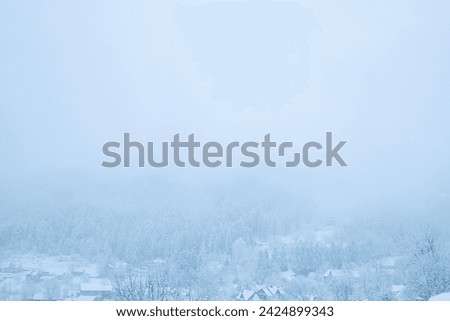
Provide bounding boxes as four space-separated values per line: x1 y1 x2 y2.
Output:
429 293 450 301
267 286 284 295
391 284 405 293
259 287 274 297
323 269 346 278
80 278 112 292
237 290 257 301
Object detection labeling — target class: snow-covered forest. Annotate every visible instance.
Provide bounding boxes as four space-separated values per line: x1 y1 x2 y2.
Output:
1 176 449 301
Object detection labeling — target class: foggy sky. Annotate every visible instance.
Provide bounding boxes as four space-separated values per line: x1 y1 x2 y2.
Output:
1 0 449 218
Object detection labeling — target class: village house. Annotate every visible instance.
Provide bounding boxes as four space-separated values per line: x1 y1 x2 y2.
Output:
236 286 285 301
79 278 112 300
236 290 261 301
322 269 347 283
256 286 285 300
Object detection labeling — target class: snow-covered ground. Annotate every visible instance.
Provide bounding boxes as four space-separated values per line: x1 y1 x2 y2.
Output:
429 293 450 301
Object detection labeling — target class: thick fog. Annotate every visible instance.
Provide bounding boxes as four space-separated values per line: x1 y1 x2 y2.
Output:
1 0 450 301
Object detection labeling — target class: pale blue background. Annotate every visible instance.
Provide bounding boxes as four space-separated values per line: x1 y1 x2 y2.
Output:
0 0 449 301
